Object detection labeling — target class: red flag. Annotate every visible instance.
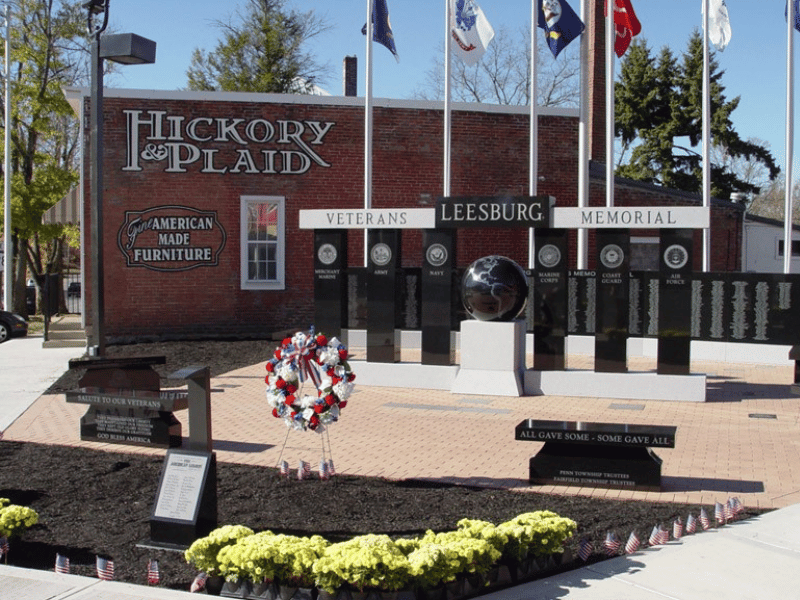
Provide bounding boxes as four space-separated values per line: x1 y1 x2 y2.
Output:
605 0 641 57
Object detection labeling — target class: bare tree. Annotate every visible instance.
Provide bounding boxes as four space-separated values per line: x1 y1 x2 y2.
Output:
412 25 579 107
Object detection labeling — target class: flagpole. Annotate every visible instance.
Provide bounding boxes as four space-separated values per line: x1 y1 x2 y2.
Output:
528 0 538 269
577 0 590 269
605 0 614 207
785 0 795 274
364 0 374 267
702 0 711 272
444 0 452 197
3 3 11 311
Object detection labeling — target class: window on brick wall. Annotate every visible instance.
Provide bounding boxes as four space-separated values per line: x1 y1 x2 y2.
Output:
240 196 285 290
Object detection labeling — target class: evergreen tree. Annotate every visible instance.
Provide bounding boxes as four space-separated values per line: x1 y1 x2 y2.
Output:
615 30 778 200
186 0 329 94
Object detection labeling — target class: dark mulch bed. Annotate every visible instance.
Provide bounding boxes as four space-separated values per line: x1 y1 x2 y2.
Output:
0 440 766 593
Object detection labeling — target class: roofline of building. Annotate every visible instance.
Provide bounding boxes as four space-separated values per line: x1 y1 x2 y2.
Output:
61 86 579 119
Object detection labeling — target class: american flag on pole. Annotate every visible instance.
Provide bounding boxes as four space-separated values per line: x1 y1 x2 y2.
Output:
280 460 290 477
648 526 663 546
190 572 208 593
577 537 592 561
699 508 711 530
725 499 735 521
319 459 330 481
731 497 744 516
148 560 160 585
298 460 311 480
0 537 8 558
686 513 697 534
328 460 336 476
673 517 683 540
602 531 621 556
55 554 70 574
96 556 114 580
714 501 726 525
625 531 640 554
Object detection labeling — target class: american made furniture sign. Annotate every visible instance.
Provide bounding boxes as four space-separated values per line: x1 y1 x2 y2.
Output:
117 205 227 271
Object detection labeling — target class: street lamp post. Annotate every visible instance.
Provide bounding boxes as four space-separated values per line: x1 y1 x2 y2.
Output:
84 0 155 356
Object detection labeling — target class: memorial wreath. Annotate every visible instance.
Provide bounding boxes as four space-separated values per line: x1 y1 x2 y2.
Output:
265 329 355 432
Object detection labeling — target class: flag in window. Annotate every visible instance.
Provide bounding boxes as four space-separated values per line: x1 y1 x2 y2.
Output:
537 0 585 58
450 0 495 66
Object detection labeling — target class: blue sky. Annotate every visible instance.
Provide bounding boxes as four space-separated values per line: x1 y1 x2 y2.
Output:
108 0 797 184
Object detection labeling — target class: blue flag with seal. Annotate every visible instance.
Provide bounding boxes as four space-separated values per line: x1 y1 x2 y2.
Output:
538 0 585 58
362 0 399 61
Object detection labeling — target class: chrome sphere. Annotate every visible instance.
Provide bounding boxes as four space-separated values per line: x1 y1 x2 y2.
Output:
461 255 528 322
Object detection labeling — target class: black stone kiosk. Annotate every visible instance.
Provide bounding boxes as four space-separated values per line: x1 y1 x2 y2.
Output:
516 419 676 491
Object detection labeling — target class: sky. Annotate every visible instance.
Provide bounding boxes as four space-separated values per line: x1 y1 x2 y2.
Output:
106 0 799 186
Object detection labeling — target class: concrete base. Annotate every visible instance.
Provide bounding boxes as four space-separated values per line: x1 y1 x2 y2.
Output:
524 369 707 402
451 320 526 396
348 360 459 390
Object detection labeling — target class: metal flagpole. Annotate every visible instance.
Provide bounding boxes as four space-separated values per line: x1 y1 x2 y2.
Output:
444 0 452 197
577 0 590 269
785 0 795 274
528 0 538 269
605 0 614 207
702 0 711 272
364 0 373 267
3 2 11 311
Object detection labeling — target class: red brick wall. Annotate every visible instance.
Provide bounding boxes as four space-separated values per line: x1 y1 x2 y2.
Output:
84 94 740 341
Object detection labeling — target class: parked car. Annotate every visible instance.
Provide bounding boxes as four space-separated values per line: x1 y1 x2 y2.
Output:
67 281 81 298
0 310 28 343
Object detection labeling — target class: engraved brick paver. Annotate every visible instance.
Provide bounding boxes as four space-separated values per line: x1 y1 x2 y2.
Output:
3 355 799 509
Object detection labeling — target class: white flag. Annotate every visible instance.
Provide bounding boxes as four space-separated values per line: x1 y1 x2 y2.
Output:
708 0 732 51
450 0 494 65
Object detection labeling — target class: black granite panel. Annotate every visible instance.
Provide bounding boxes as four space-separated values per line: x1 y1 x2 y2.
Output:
595 230 630 373
314 230 348 338
422 230 456 365
657 229 693 374
367 229 401 363
532 229 569 370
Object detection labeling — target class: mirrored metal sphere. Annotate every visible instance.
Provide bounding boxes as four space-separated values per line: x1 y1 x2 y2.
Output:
461 255 528 322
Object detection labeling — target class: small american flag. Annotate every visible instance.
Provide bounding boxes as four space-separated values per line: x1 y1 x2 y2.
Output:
55 554 70 574
96 556 114 580
725 499 735 521
686 513 697 534
648 526 663 546
699 508 710 530
328 460 336 476
190 572 208 593
714 501 726 525
148 560 160 585
298 460 311 480
659 526 670 545
0 537 8 557
625 531 640 554
577 537 592 561
673 517 683 540
319 459 330 480
280 460 290 477
731 497 744 515
602 531 620 556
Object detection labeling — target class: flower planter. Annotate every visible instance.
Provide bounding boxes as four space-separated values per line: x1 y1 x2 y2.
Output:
316 589 347 600
279 585 316 600
222 580 252 598
206 576 226 596
417 585 445 600
443 578 464 600
249 581 279 600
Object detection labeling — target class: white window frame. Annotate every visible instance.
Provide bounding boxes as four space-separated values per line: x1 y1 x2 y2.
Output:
240 195 286 290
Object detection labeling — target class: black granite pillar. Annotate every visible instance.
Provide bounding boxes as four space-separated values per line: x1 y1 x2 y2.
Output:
367 229 401 363
422 230 456 365
657 229 693 374
532 229 569 371
595 229 630 373
314 230 348 338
